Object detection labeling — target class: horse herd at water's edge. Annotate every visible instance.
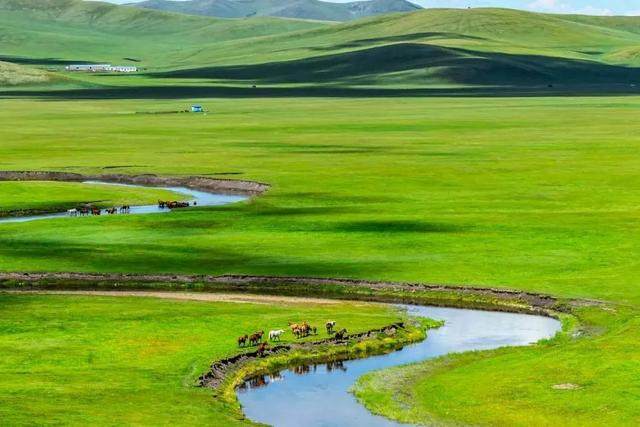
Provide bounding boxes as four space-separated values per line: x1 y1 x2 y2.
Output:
236 320 348 356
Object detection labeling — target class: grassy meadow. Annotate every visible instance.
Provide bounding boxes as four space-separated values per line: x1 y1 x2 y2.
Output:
1 95 640 424
2 0 640 425
0 181 182 214
0 293 402 425
1 96 640 303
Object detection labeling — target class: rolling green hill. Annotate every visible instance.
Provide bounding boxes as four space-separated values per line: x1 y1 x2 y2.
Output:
150 7 640 88
1 1 640 89
131 0 421 22
0 0 327 70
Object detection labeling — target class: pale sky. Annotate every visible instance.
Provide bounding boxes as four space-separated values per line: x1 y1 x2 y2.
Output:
104 0 640 16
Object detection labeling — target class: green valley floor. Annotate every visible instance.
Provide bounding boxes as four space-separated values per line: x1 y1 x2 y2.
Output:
1 95 639 425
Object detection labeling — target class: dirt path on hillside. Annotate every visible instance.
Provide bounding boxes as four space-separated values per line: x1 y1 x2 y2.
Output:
1 289 344 305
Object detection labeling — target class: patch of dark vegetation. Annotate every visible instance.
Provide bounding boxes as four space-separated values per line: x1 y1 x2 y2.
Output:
123 58 141 62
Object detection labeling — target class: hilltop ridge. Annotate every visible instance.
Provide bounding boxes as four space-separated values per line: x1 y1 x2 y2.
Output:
130 0 421 22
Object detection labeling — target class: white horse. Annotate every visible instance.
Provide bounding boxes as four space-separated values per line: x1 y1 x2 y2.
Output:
325 321 336 333
67 208 78 217
269 329 285 341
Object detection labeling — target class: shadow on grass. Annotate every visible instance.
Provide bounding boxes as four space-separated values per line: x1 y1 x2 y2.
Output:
0 236 387 278
3 84 640 100
0 55 98 66
328 220 466 233
308 32 487 52
152 44 640 87
3 44 640 99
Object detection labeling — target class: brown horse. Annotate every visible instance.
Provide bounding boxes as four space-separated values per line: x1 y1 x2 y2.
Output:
334 328 348 340
256 342 269 357
249 331 264 346
237 334 248 347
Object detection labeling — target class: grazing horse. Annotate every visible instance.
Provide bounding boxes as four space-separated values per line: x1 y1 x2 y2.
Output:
269 329 284 341
300 322 311 337
256 342 269 357
237 334 248 347
158 200 167 209
167 201 190 209
334 328 348 340
249 331 264 346
67 208 78 217
119 205 130 214
326 321 336 334
106 207 118 215
91 207 101 216
79 207 90 216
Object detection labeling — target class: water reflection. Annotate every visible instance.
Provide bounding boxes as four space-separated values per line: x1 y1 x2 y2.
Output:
237 305 561 427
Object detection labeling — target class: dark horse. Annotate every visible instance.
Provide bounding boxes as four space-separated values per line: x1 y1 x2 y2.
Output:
249 330 264 346
256 342 269 357
334 328 348 340
238 334 248 347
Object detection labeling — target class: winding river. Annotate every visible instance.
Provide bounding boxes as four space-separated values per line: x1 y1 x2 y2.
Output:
0 181 248 224
237 305 561 427
0 178 562 426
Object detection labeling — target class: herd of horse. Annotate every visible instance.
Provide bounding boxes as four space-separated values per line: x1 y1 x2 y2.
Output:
237 320 348 355
66 199 194 217
67 205 130 217
158 200 193 209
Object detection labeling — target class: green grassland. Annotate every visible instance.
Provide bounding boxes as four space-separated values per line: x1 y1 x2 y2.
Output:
0 293 402 425
354 305 640 426
1 95 639 424
2 96 640 305
0 181 182 214
1 0 640 425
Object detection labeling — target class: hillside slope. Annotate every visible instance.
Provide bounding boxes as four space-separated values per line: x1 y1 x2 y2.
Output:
131 0 421 22
152 8 640 87
0 61 52 86
0 0 326 69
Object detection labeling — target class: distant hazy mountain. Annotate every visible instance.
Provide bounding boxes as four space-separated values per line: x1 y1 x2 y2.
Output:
130 0 422 22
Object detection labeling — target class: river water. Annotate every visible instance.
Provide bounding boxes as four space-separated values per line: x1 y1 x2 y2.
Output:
0 181 562 427
237 305 561 427
0 181 247 224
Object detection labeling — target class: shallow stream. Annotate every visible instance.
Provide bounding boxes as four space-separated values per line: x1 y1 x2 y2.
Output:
0 181 247 224
237 305 561 427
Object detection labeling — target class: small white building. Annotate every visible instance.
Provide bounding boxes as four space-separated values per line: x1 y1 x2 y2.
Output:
106 65 138 73
65 64 111 72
